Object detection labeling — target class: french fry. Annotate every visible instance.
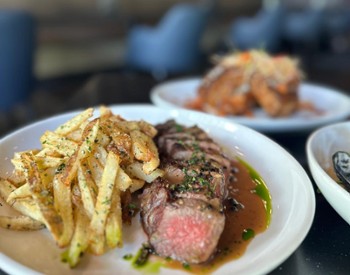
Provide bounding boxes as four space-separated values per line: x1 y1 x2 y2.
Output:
105 184 122 249
35 155 63 169
108 133 132 164
55 107 93 135
115 168 133 192
99 105 113 120
38 167 56 190
0 179 44 222
0 178 20 200
0 215 45 231
59 120 99 187
6 183 31 202
12 149 40 164
58 153 78 187
40 131 78 157
35 147 62 158
53 169 74 247
11 157 26 172
95 130 111 148
21 154 63 242
137 120 158 137
6 171 26 187
77 161 97 219
0 106 164 268
89 151 119 255
109 119 157 138
99 119 132 161
129 178 146 193
87 156 104 188
126 162 164 184
66 117 91 143
94 144 108 167
130 130 160 174
11 151 38 183
65 130 83 143
62 201 90 268
78 119 99 159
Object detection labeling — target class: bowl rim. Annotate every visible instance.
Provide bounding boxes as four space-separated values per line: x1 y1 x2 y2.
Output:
306 121 350 206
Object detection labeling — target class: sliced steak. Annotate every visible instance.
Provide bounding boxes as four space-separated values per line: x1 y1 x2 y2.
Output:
140 120 235 264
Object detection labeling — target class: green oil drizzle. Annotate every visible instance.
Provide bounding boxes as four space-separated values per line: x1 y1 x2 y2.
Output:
242 228 255 241
238 158 272 226
123 249 164 274
135 261 164 274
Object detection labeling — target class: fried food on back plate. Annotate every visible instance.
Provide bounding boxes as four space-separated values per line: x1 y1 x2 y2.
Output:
188 50 302 117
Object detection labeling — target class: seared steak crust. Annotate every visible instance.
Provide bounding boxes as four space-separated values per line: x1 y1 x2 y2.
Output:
140 120 236 264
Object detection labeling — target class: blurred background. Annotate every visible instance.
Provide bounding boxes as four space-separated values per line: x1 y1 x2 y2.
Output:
1 0 350 136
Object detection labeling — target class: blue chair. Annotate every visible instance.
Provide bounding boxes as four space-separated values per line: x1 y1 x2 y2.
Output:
228 6 285 53
0 9 36 113
125 3 209 77
322 8 350 52
282 8 324 49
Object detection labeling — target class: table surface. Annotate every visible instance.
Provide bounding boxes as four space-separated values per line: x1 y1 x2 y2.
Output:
267 133 350 275
1 72 350 275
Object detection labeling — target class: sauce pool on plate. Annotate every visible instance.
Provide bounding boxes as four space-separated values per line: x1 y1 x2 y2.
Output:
126 158 272 274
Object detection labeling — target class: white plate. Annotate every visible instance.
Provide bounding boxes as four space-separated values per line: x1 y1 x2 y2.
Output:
307 121 350 225
0 104 315 275
150 78 350 133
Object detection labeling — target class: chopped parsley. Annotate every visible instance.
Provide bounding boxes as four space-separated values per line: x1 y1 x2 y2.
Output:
171 139 216 198
175 124 184 132
55 163 66 174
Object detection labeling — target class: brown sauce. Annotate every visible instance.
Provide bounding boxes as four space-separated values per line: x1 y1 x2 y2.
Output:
326 166 349 191
144 159 270 274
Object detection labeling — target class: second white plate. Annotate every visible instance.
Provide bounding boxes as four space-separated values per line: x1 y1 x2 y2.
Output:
150 78 350 133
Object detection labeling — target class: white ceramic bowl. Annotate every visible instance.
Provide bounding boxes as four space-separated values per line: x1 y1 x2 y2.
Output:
307 121 350 225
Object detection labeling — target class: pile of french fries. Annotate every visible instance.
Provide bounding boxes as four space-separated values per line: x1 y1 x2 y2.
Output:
0 106 164 267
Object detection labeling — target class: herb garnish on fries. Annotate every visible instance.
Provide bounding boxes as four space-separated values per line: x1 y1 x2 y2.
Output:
0 106 164 267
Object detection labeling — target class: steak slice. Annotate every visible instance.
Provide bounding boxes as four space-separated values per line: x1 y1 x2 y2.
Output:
140 120 233 264
141 181 225 263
